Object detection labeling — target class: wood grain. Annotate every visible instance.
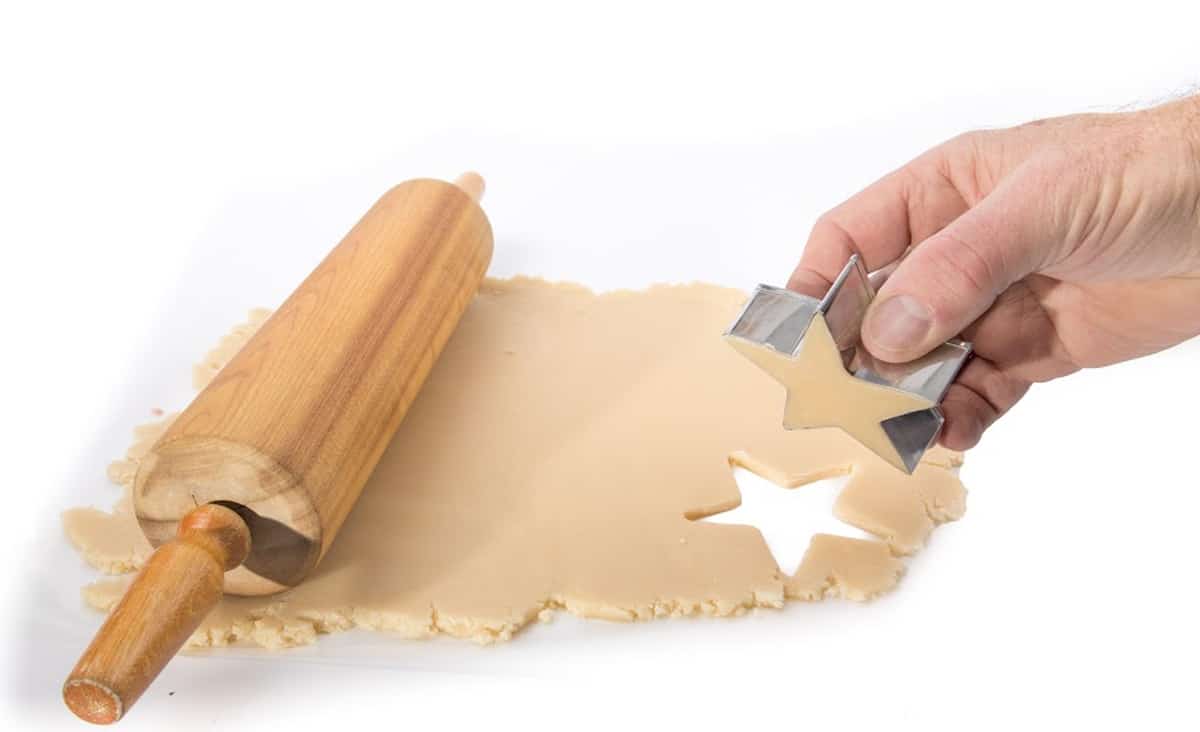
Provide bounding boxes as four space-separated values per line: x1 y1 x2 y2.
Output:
65 176 493 723
64 504 251 724
132 177 493 595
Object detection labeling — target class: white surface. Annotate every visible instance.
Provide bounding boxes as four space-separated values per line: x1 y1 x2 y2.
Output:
2 1 1199 729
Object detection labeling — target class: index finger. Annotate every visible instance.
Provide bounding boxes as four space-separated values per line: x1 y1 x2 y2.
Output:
787 147 971 297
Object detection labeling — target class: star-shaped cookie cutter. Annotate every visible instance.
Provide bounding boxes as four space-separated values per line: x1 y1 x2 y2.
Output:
725 255 973 473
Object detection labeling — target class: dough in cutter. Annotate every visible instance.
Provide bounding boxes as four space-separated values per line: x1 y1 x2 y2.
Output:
726 314 934 472
64 278 965 648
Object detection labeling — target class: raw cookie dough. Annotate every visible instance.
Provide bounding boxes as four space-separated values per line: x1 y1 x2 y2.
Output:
64 278 965 649
726 314 934 472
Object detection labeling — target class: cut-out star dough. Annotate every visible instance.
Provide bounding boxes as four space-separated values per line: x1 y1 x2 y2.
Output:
63 278 965 649
725 314 935 472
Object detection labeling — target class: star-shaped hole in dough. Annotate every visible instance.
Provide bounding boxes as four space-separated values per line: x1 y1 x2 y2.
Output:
725 313 933 473
701 469 871 574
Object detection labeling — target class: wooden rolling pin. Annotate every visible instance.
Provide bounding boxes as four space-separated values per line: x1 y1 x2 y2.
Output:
64 173 493 724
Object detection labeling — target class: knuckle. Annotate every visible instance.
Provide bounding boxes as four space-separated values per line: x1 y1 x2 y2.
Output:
810 212 841 241
811 212 861 257
930 131 996 203
939 385 992 448
926 229 1003 303
977 368 1029 415
811 211 840 235
946 129 989 150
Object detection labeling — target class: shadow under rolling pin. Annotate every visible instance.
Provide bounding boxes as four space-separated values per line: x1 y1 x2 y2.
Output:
63 172 493 724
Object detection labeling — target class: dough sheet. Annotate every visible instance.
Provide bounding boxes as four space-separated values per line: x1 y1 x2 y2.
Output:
64 278 965 648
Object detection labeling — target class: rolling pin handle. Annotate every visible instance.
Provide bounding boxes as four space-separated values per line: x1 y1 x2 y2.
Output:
63 504 251 724
453 171 486 203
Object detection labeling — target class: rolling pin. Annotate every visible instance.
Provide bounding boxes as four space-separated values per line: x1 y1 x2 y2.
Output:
63 173 493 724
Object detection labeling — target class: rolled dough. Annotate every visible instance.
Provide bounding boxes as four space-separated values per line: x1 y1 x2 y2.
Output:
64 278 965 648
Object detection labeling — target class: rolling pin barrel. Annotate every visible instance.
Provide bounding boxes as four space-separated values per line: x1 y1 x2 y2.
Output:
136 173 493 596
65 174 493 724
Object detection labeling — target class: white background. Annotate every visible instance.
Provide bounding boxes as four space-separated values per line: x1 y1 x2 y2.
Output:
3 1 1199 729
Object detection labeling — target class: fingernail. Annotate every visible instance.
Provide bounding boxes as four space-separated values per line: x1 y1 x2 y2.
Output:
865 295 932 355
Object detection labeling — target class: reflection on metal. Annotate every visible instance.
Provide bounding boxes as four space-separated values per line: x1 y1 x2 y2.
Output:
725 255 972 473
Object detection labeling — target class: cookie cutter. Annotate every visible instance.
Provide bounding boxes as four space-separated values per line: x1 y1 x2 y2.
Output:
724 255 973 473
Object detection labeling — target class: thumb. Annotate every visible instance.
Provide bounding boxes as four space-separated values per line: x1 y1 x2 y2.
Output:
860 183 1052 362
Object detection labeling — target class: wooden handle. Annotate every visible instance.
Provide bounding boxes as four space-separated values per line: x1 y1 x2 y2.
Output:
132 174 494 596
65 504 251 724
453 171 485 201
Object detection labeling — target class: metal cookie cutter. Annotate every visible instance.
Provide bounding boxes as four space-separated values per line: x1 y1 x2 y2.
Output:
725 255 973 473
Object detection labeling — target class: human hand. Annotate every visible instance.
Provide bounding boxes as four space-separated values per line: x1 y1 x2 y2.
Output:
789 96 1200 450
